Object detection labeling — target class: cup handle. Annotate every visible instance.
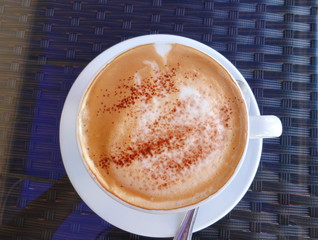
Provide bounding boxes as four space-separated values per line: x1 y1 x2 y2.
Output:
249 115 283 138
236 80 282 138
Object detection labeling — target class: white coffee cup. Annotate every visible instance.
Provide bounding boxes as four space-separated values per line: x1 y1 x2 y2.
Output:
61 34 282 216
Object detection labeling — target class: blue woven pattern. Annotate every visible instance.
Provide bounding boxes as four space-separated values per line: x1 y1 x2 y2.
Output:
0 0 317 239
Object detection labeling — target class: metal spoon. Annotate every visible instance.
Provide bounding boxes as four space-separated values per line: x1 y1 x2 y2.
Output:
173 208 198 240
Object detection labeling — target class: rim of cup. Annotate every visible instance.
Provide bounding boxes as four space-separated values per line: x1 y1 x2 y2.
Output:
74 34 250 214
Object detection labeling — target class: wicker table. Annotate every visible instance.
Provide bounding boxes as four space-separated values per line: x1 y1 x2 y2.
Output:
0 1 317 239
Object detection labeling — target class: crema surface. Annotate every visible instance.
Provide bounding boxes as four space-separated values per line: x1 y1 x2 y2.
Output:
78 43 248 210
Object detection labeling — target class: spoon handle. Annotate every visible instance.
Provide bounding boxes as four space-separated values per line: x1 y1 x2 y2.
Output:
173 208 198 240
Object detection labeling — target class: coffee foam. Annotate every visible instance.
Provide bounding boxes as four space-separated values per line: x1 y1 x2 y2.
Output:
154 43 172 64
78 43 248 210
129 86 223 179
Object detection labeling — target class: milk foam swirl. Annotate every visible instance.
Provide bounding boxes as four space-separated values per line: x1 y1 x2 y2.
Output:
103 86 227 190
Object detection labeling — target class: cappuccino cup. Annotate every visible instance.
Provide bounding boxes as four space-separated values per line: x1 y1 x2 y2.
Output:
75 35 282 213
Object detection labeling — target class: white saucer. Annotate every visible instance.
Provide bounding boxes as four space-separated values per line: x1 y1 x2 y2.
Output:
60 35 262 238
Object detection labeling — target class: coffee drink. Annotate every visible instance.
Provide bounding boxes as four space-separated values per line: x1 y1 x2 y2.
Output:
78 43 248 210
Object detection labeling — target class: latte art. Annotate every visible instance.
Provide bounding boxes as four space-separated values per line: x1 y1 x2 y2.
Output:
78 43 248 210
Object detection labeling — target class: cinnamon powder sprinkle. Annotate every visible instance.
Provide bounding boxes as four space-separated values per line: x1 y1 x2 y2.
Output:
95 67 178 117
96 66 233 189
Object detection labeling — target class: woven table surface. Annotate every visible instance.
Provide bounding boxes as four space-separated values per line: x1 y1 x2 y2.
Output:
0 0 317 239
